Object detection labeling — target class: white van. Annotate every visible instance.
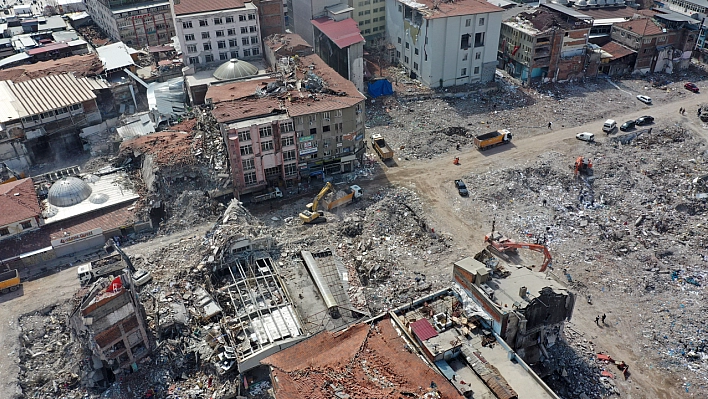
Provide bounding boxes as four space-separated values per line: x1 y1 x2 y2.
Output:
602 119 616 133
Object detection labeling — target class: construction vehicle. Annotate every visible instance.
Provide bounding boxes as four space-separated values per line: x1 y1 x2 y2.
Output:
77 253 127 286
0 269 21 294
0 163 22 184
484 231 553 272
574 157 593 176
251 187 283 203
473 129 512 151
299 182 333 224
325 185 363 211
371 133 393 160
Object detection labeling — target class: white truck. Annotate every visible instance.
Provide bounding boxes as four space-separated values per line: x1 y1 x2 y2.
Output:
250 187 283 203
77 253 126 286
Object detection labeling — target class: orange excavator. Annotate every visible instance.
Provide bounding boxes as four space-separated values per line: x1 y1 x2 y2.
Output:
484 231 553 272
574 157 593 176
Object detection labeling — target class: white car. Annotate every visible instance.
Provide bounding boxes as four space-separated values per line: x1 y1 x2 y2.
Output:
576 132 595 142
636 95 652 105
132 269 153 286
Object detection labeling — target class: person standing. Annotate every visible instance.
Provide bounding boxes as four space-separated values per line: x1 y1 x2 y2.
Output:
548 121 553 129
595 315 600 326
602 314 607 324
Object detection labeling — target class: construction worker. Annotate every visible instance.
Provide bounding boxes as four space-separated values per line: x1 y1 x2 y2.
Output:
595 315 600 326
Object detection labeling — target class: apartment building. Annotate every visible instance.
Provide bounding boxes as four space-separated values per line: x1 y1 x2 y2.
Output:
172 0 263 66
206 48 365 197
385 0 503 87
84 0 175 46
351 0 386 42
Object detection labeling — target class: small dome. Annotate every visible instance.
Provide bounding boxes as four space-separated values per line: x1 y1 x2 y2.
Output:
47 177 92 207
88 193 109 204
213 58 258 81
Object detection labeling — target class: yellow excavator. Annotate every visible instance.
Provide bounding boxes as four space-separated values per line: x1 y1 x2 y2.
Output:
299 182 333 224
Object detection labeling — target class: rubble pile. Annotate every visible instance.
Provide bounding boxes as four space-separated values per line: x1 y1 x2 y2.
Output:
460 124 708 396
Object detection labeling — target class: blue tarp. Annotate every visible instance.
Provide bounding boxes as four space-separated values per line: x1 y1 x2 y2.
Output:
367 79 393 98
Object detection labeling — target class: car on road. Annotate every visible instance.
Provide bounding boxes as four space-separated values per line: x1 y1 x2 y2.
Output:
620 120 636 131
454 179 469 197
576 132 595 142
636 95 652 105
635 115 654 126
685 82 699 93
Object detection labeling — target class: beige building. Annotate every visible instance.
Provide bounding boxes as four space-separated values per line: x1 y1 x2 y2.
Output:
351 0 386 43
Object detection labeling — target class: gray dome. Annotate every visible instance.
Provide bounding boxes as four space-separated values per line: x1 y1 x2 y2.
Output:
213 58 258 81
47 177 92 207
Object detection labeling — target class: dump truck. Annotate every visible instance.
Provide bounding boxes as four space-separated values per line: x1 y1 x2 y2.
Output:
0 269 21 294
473 129 513 151
77 253 126 286
325 185 363 210
251 187 283 203
371 133 393 160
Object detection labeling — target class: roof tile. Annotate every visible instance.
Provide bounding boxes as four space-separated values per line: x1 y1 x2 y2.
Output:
0 178 40 226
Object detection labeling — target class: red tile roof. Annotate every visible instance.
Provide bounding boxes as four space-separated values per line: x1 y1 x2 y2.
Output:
27 42 69 55
0 54 103 82
410 318 439 341
311 17 364 49
212 97 284 123
417 0 503 19
601 41 636 61
207 78 277 103
614 18 665 36
173 0 247 16
0 178 40 226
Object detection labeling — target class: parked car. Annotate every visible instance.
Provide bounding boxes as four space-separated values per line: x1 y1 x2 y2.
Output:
454 179 469 197
132 269 153 287
620 120 636 131
685 82 699 93
635 115 654 125
576 132 595 142
636 95 652 105
602 119 617 133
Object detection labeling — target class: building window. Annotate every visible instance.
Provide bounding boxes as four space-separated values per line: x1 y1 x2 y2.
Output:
229 39 238 47
250 25 257 32
218 40 226 49
216 30 224 37
185 34 195 41
373 27 379 32
475 52 481 60
187 44 197 53
323 125 331 132
238 130 251 141
242 37 249 45
285 163 298 176
373 17 378 22
259 126 273 137
398 4 402 12
335 109 342 117
413 62 418 70
226 16 234 23
404 56 409 63
244 172 257 185
365 19 370 25
203 42 212 51
239 14 246 21
359 11 364 16
20 220 32 229
479 17 484 26
241 26 248 34
243 49 251 56
242 158 255 170
220 52 229 60
465 19 471 27
405 42 409 49
414 48 419 55
282 136 295 147
189 56 199 64
205 54 214 62
261 141 274 152
283 149 296 161
199 19 208 27
182 21 192 29
335 135 343 142
461 68 467 76
228 28 236 36
461 34 470 49
248 14 256 20
396 50 401 58
240 144 253 155
251 36 258 44
474 66 480 74
281 122 294 132
214 17 223 25
310 127 317 135
231 50 239 58
0 227 9 236
463 53 468 61
398 37 401 44
474 32 485 47
202 32 210 39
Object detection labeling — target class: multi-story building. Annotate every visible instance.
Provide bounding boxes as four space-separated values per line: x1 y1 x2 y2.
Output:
351 0 386 43
655 0 708 18
206 49 365 197
172 0 262 66
311 8 365 92
84 0 175 47
497 4 595 84
250 0 286 38
385 0 503 87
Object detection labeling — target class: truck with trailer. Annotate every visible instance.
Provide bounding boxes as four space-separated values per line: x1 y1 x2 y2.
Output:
77 253 126 286
473 129 513 151
371 133 393 160
250 187 283 203
0 269 21 294
325 185 363 210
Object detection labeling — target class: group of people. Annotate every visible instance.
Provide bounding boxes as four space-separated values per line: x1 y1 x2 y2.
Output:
595 313 607 326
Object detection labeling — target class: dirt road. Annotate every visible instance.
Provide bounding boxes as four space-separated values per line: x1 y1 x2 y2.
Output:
378 91 707 398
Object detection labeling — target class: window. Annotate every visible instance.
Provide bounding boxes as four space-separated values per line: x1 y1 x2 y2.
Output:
479 17 484 26
398 4 402 12
373 17 378 22
365 9 370 14
474 66 480 74
463 53 468 61
239 14 246 21
461 33 470 49
323 125 331 132
465 19 471 27
396 50 401 58
405 42 409 49
309 114 317 123
461 68 467 76
259 126 273 137
228 28 236 36
413 62 418 70
217 40 226 49
187 44 197 53
475 52 481 60
474 32 485 47
205 54 214 62
248 14 256 20
335 135 343 142
243 49 251 56
414 48 419 55
280 122 294 132
244 172 257 185
202 32 210 39
229 39 238 47
216 30 224 37
335 109 342 117
20 220 32 229
242 158 255 170
182 21 192 29
282 136 295 148
283 149 296 160
241 26 248 34
226 16 234 23
199 19 208 26
310 128 317 135
404 56 409 63
398 37 402 44
240 144 253 155
189 56 199 64
250 25 257 32
231 50 239 58
251 36 258 44
253 47 260 55
285 163 298 176
185 34 195 41
203 42 212 51
242 37 249 45
359 11 364 16
0 227 9 236
220 52 229 60
261 141 274 152
373 27 379 32
214 17 223 25
322 111 331 120
238 130 251 141
379 5 384 10
324 150 332 157
365 19 370 25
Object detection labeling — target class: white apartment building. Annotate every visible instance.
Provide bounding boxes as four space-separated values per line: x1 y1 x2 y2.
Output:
172 0 262 66
385 0 503 87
